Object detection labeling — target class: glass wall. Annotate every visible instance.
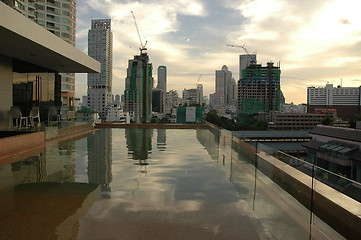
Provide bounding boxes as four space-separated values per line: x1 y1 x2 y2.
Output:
12 72 60 123
218 129 358 240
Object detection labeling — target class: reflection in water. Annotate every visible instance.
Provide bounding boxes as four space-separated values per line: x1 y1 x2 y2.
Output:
0 129 346 240
196 128 220 160
157 128 166 151
125 128 153 165
0 137 100 240
125 128 153 198
87 128 113 193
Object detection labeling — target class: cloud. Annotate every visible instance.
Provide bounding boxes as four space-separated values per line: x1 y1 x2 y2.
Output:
75 0 361 104
221 0 361 103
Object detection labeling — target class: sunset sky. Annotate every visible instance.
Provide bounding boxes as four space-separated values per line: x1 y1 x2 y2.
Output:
75 0 361 104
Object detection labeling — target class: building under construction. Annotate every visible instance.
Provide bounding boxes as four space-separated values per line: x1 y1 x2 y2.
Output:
238 62 281 115
124 52 153 123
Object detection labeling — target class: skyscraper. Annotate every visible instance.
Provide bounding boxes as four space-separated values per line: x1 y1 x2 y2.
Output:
239 54 256 80
87 19 113 118
1 0 77 106
238 62 281 115
157 66 167 93
124 52 153 123
215 65 236 105
156 66 166 113
152 88 163 113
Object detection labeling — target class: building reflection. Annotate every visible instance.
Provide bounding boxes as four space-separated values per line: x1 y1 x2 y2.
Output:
125 128 153 167
157 129 166 151
196 128 220 161
87 128 113 193
8 140 77 185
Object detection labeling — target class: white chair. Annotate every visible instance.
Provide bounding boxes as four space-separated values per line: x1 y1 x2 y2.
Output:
29 106 40 127
9 106 28 130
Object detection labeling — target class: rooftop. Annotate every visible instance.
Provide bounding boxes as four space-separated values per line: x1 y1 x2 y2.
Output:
309 125 361 142
233 130 310 139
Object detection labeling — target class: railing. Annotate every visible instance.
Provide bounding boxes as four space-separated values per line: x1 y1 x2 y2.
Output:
212 127 360 240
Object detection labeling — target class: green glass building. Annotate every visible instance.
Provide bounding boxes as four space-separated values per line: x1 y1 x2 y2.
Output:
238 62 281 115
124 52 153 123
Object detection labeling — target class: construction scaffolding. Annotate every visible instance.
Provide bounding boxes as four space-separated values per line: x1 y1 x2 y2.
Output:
238 62 281 115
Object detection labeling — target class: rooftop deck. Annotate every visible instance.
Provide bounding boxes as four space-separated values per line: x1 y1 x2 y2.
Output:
0 125 359 239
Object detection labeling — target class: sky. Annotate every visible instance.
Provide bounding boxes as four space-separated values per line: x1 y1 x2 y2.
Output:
75 0 361 104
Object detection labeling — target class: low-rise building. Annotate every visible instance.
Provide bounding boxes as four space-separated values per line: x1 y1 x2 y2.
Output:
303 125 361 185
176 106 204 124
105 104 130 123
269 112 336 130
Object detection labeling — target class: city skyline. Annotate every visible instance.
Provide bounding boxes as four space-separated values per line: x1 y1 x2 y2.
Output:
75 0 361 104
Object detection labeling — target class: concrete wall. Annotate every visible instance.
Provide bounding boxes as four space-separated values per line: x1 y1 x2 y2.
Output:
0 55 12 112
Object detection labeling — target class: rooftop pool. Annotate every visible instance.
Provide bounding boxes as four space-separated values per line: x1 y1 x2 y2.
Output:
0 128 347 240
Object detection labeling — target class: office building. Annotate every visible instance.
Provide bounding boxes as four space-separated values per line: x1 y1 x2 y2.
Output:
1 0 77 106
269 112 336 130
182 85 203 106
209 92 224 110
215 65 237 106
124 52 153 123
165 90 180 114
156 66 167 93
156 66 166 113
238 62 281 115
239 54 257 80
87 19 113 119
307 84 361 118
152 88 163 113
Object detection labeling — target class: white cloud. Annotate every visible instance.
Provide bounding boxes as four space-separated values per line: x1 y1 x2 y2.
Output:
222 0 361 103
76 0 361 104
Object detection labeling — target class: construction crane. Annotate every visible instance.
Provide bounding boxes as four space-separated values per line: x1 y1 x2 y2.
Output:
196 74 202 86
226 43 256 64
131 11 147 53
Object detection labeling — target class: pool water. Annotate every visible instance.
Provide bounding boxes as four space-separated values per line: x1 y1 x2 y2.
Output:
0 128 345 240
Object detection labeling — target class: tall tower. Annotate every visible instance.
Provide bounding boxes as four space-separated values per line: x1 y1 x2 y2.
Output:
2 0 77 106
215 65 236 105
87 19 113 118
156 66 166 113
124 52 153 123
157 66 167 93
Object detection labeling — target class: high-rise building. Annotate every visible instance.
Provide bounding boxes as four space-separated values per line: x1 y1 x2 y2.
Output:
87 19 113 118
215 65 236 105
157 66 167 93
124 52 153 123
238 62 281 115
156 66 166 113
239 54 257 80
307 84 361 118
152 88 163 113
210 92 224 110
197 84 204 105
165 90 180 114
2 0 77 106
